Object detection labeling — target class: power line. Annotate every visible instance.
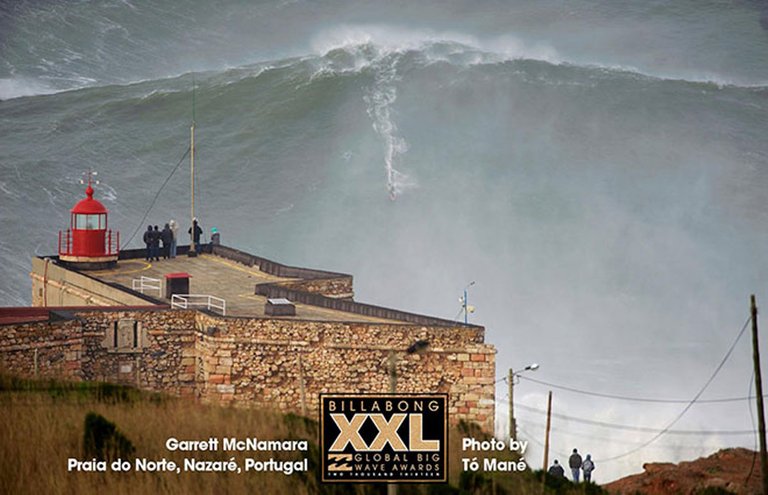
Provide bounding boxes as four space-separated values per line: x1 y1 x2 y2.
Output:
596 315 752 462
517 425 570 462
518 375 767 404
515 403 756 435
497 382 753 435
121 145 190 248
520 420 736 449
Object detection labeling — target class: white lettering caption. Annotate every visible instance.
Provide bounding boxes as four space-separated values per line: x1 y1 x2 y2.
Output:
460 437 529 473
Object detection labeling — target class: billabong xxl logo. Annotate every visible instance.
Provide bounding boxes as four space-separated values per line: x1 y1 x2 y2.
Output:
320 394 447 483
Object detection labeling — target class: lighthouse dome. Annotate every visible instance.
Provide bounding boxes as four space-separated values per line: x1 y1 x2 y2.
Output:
71 184 107 214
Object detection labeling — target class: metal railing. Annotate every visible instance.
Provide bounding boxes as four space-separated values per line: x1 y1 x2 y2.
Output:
171 294 226 316
131 276 161 295
108 230 120 256
58 230 71 256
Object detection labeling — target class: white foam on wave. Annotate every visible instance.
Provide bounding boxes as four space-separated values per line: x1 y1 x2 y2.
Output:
99 183 118 203
5 23 764 105
310 27 421 198
0 181 19 199
310 25 570 200
311 24 477 57
0 72 101 100
308 26 572 199
40 187 57 207
0 77 58 100
311 24 562 67
310 24 768 90
363 58 415 200
483 34 563 65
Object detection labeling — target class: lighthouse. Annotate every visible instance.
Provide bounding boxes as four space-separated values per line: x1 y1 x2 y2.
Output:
58 172 119 269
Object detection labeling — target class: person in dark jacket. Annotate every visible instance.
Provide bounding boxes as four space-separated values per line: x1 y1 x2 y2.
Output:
189 218 202 252
547 459 565 478
569 448 583 482
151 225 161 261
143 225 153 261
161 223 173 259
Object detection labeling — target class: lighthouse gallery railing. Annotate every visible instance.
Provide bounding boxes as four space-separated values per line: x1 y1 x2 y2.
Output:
58 229 119 257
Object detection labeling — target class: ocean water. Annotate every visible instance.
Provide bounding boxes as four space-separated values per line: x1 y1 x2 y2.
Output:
2 0 768 482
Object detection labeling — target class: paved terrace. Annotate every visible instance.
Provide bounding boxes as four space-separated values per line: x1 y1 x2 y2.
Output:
88 252 401 323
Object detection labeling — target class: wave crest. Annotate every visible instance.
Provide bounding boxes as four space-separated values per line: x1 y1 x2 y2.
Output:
0 78 58 100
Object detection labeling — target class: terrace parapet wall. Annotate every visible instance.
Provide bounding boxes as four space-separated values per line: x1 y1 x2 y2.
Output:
210 245 355 299
273 277 354 299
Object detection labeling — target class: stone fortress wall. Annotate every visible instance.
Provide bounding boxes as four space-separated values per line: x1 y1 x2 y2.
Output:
0 307 495 431
2 246 496 432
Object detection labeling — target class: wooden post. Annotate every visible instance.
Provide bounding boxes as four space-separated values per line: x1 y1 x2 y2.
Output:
543 391 553 471
33 348 38 377
388 351 397 495
388 351 397 394
298 353 307 416
135 356 140 387
751 295 768 495
509 368 516 441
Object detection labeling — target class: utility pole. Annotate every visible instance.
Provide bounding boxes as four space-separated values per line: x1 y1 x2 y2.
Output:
543 391 552 471
383 342 428 495
508 364 539 442
751 295 768 495
509 368 516 441
388 351 397 495
189 74 197 257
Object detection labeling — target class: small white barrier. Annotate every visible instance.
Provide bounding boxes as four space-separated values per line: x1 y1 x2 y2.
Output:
171 294 226 316
131 276 161 295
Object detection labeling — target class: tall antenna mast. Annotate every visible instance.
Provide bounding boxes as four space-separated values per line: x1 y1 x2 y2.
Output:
189 73 197 256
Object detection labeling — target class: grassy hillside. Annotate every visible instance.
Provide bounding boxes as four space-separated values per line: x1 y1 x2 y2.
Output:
0 373 605 495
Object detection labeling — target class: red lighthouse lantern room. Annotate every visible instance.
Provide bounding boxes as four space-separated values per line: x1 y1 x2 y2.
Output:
58 173 119 269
